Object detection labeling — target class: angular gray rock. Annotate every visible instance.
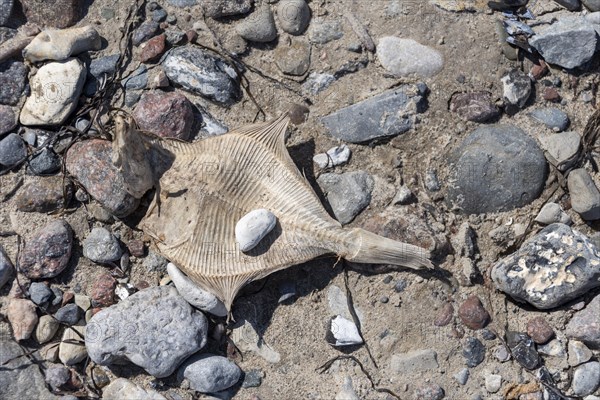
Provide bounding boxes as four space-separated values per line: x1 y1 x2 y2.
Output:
162 46 240 105
85 286 208 378
535 202 571 225
180 353 242 393
583 0 600 11
568 168 600 220
539 131 581 172
167 263 227 317
389 349 438 373
309 18 343 44
448 124 547 214
492 223 600 309
0 60 27 105
321 84 427 143
317 171 374 225
528 108 570 132
83 227 122 263
566 294 600 349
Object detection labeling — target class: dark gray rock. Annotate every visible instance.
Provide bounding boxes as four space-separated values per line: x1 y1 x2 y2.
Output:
29 282 53 305
236 4 277 43
463 337 485 367
0 132 26 168
317 171 374 225
583 0 600 11
528 108 570 132
133 20 159 46
29 148 62 175
0 245 13 289
242 369 263 388
86 286 208 378
0 61 27 105
203 0 252 18
449 91 500 123
448 124 546 214
572 361 600 396
163 46 240 105
506 331 540 370
274 38 311 76
180 353 242 393
83 227 122 263
566 294 600 349
492 223 600 309
321 84 427 143
152 8 167 22
0 27 16 44
44 364 70 390
0 105 16 136
0 0 13 26
530 17 598 69
501 69 531 109
89 54 119 79
567 168 600 220
54 303 82 325
123 65 148 90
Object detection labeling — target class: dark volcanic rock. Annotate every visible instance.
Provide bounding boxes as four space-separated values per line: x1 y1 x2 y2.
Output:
18 219 73 279
506 331 540 370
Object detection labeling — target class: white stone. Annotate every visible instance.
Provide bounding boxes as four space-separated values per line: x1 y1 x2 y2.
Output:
167 263 227 317
485 374 502 393
392 185 414 205
313 144 351 168
103 378 167 400
23 26 102 62
20 58 86 126
235 208 277 252
59 323 87 365
328 315 363 346
376 36 444 78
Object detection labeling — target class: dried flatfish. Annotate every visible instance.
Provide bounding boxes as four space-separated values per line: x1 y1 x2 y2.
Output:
113 113 433 312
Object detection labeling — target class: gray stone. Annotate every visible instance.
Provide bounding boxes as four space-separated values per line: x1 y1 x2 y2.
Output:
274 38 311 76
303 72 335 94
309 18 343 44
377 36 444 78
507 331 540 370
583 0 600 11
537 338 566 357
45 364 70 390
425 169 441 192
0 245 13 289
501 69 531 108
493 345 511 362
242 369 263 388
448 124 547 214
203 0 252 18
0 60 27 105
163 46 240 105
568 340 593 366
85 286 208 378
529 108 570 132
392 185 414 205
83 227 122 263
321 84 427 143
235 209 277 252
553 0 582 11
89 54 119 79
277 0 311 35
167 262 227 317
539 131 581 172
0 0 13 26
102 378 167 400
236 5 277 43
492 223 600 309
181 354 242 393
530 17 598 69
535 202 571 225
389 349 439 373
566 294 600 349
317 171 374 225
29 282 53 305
143 251 168 272
0 104 15 135
59 323 86 365
449 91 500 123
165 29 185 46
29 148 62 175
34 315 59 344
123 65 148 90
133 20 159 46
0 132 26 168
313 144 351 168
454 368 469 385
54 303 82 325
572 362 600 397
152 8 167 22
463 337 485 367
568 168 600 220
413 383 445 400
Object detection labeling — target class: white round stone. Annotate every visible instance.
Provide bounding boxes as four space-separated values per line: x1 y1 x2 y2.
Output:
167 263 227 317
235 209 277 252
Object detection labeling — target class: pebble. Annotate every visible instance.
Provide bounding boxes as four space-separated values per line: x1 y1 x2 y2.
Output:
463 337 485 367
425 170 441 192
59 323 87 365
528 108 570 132
102 378 167 400
274 38 311 76
392 185 415 205
530 16 597 69
326 315 363 346
165 29 186 46
567 168 600 220
90 272 117 307
493 345 511 362
458 296 490 330
538 338 566 357
7 298 38 341
235 209 277 252
34 314 59 344
179 353 241 393
501 69 532 109
389 349 439 373
317 171 374 225
23 26 101 62
0 245 13 289
133 90 194 140
45 364 70 390
566 294 600 348
377 36 444 78
163 46 240 105
543 87 561 102
485 374 502 393
448 124 547 214
0 104 15 136
83 227 122 263
15 176 73 213
434 302 454 327
321 84 427 143
202 0 252 18
535 202 571 225
143 251 168 272
66 139 139 217
0 132 26 168
313 144 351 169
506 331 540 370
74 294 91 312
449 91 500 123
242 369 263 388
28 148 62 175
29 282 53 306
454 368 469 385
236 4 277 43
152 8 167 22
309 18 343 44
527 317 554 344
133 20 159 46
277 0 311 35
123 65 148 90
20 58 86 126
86 286 208 378
0 60 27 105
21 0 81 28
413 383 445 400
55 303 82 325
568 340 593 366
167 263 227 316
139 33 166 63
572 362 600 397
18 219 72 279
303 72 335 94
88 53 119 81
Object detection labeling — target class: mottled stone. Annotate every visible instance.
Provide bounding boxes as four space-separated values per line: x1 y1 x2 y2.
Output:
133 20 159 46
567 168 600 220
463 337 485 367
449 91 500 122
0 132 25 167
7 298 38 341
28 148 62 175
0 61 27 105
21 0 82 28
90 272 117 307
139 33 166 63
274 38 311 76
458 296 490 330
277 0 311 35
506 331 540 370
526 317 554 344
15 176 73 213
18 220 73 279
572 361 600 396
203 0 253 18
434 303 454 327
133 90 194 140
0 104 15 136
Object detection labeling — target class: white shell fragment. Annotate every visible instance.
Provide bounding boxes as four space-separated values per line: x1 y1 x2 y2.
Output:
235 209 277 252
167 263 227 317
23 26 102 62
326 315 363 347
313 144 351 168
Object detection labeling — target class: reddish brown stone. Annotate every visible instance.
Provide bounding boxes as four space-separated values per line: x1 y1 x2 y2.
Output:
526 316 554 344
458 295 490 330
449 91 500 123
90 272 117 307
21 0 82 28
62 291 74 306
140 34 166 63
434 302 454 327
18 220 72 279
127 239 145 258
185 30 198 43
530 61 548 80
135 280 150 290
133 90 194 141
543 87 561 102
15 177 73 213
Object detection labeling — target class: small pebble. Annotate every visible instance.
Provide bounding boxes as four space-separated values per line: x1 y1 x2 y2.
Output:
493 345 511 362
83 227 122 263
434 303 454 327
506 331 540 370
463 337 485 367
242 369 263 388
485 374 502 393
54 303 82 325
458 296 490 330
413 383 445 400
326 315 363 346
526 316 555 344
454 368 469 385
45 364 70 390
568 340 593 367
572 361 600 397
0 132 26 168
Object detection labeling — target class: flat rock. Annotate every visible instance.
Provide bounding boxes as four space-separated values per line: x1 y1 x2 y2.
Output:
23 26 101 62
20 58 86 126
103 378 167 400
167 262 227 316
133 90 194 140
526 316 554 344
0 60 27 105
377 36 444 78
235 209 277 252
203 0 252 18
447 124 547 214
15 176 73 213
313 144 351 168
321 84 427 143
389 349 439 373
539 131 581 172
21 0 81 28
18 219 72 279
309 18 343 44
317 171 374 225
7 298 38 341
274 38 311 76
568 340 593 366
83 227 122 263
0 132 26 167
139 33 166 63
236 5 277 43
492 223 600 309
180 353 242 393
567 168 600 220
66 139 139 217
59 323 86 365
566 294 600 349
277 0 311 35
29 282 53 305
449 91 500 122
163 46 240 105
85 286 208 378
132 20 159 46
528 108 570 132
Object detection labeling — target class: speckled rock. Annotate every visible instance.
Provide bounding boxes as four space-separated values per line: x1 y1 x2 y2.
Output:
0 61 27 105
317 171 374 225
277 0 311 35
501 69 532 109
85 286 208 378
538 131 580 172
0 132 26 167
180 353 242 393
377 36 444 78
413 383 445 400
203 0 252 18
492 224 600 309
309 18 343 44
44 364 70 390
449 91 500 123
83 227 122 263
15 176 73 213
274 38 311 76
0 105 15 136
139 33 166 63
0 0 13 26
132 20 159 46
572 361 600 396
66 140 139 217
21 0 82 28
7 298 38 341
458 296 490 330
18 219 73 279
29 148 62 175
566 294 600 349
133 90 194 140
463 337 485 367
102 378 167 400
526 317 555 344
90 272 117 307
